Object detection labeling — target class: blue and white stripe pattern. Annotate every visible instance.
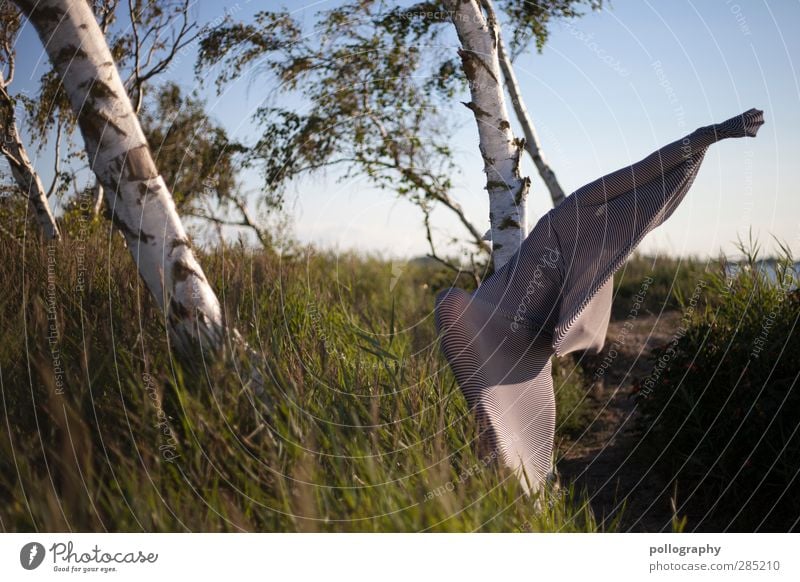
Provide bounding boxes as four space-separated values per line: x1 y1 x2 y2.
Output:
435 108 765 496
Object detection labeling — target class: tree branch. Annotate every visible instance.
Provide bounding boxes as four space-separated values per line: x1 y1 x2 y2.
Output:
45 117 63 198
422 204 480 286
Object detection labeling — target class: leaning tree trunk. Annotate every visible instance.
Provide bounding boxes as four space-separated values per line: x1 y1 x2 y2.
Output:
0 77 61 240
446 0 530 270
482 0 567 208
15 0 222 353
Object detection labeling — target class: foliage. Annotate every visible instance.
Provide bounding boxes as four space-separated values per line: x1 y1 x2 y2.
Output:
196 0 603 261
495 0 603 55
140 82 244 212
198 3 463 230
20 0 198 147
636 240 800 531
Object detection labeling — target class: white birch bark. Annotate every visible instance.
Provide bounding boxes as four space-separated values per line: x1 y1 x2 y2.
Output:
15 0 222 353
0 72 61 240
482 0 567 207
446 0 530 270
92 182 104 216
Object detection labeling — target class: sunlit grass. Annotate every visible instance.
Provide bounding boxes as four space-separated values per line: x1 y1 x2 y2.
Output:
0 225 604 532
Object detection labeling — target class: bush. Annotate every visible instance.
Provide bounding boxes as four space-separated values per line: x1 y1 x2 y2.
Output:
637 242 800 531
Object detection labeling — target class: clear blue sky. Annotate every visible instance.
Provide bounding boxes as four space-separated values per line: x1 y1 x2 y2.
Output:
11 0 800 260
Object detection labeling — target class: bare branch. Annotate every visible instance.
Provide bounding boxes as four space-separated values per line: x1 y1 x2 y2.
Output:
186 194 270 249
422 205 481 286
45 117 63 198
227 194 270 248
2 37 14 87
140 8 198 81
127 0 143 112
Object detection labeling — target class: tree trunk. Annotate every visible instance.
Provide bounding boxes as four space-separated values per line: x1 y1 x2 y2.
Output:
482 0 567 208
446 0 530 270
92 182 104 217
0 76 61 240
15 0 222 353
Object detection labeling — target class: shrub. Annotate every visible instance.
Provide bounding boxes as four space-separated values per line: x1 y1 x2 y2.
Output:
637 241 800 531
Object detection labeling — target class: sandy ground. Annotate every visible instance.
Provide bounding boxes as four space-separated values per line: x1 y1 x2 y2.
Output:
555 311 687 532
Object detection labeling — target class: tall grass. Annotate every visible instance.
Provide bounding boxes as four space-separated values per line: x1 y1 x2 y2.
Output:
0 222 601 532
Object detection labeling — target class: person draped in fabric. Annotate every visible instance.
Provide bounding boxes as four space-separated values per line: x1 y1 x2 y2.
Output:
435 108 765 496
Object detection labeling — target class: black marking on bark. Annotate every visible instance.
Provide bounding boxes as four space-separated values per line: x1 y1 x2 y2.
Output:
87 79 118 102
53 45 88 67
498 215 521 230
110 212 135 238
78 108 127 145
136 229 154 244
109 212 154 244
25 3 63 24
462 101 490 118
172 260 200 283
457 46 498 84
458 47 478 80
515 176 531 206
135 181 162 205
499 120 510 131
486 180 511 191
168 297 191 320
122 145 158 181
169 237 191 256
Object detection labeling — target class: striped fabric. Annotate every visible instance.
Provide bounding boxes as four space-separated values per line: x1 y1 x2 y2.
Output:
435 108 765 497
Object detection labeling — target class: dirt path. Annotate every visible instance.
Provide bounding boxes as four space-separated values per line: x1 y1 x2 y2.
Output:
555 311 684 532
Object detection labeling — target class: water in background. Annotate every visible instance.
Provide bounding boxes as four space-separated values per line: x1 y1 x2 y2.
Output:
724 260 800 288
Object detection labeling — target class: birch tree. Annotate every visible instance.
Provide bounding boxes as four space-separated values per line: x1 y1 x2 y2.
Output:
445 0 529 269
482 0 566 207
15 0 225 354
0 5 61 240
197 1 596 273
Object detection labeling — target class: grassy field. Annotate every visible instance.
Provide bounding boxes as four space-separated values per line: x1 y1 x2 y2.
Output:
0 222 602 532
3 217 794 532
